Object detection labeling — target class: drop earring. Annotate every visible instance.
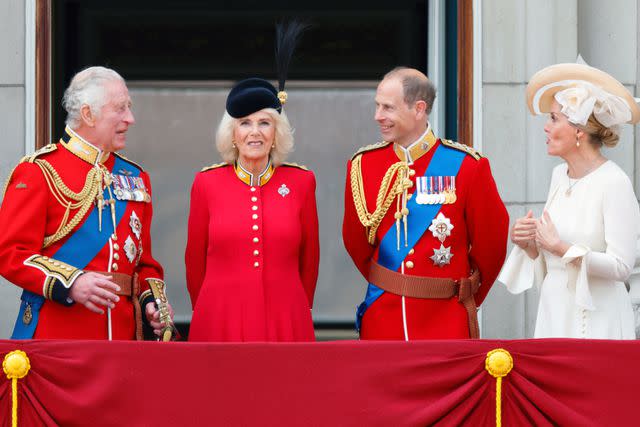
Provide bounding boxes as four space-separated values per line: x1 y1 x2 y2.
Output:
576 136 580 148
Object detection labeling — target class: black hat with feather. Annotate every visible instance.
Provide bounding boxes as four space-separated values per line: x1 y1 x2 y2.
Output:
226 20 307 119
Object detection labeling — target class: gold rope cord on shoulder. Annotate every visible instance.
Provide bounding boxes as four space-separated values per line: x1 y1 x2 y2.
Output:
350 154 413 245
34 159 104 248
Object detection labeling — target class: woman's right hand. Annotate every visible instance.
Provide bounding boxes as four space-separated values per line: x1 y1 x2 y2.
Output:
511 210 537 249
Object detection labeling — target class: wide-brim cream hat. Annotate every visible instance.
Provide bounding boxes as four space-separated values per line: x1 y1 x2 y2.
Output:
526 62 640 125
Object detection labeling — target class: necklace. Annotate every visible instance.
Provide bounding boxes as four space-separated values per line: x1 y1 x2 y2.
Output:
565 165 595 197
566 177 580 196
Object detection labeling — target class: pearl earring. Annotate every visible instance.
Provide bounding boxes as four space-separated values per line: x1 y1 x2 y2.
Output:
576 137 580 148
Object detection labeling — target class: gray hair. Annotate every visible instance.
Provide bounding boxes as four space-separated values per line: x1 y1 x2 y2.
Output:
384 67 437 114
215 108 294 167
62 66 125 129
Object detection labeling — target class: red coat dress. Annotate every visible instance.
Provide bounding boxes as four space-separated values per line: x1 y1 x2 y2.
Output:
185 161 319 342
0 127 164 340
343 130 509 339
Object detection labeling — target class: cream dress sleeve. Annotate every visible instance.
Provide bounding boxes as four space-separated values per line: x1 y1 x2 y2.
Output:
562 163 640 310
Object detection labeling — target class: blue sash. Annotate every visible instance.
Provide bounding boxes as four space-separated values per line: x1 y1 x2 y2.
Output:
355 144 466 331
11 156 140 339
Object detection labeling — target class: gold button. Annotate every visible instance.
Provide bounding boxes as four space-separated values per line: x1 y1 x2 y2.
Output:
252 206 258 211
408 248 415 255
42 256 49 260
254 262 260 268
253 237 259 243
405 260 414 269
65 266 73 271
250 187 256 192
112 263 119 271
113 253 120 261
253 250 259 256
407 193 413 200
252 225 259 231
53 262 60 267
251 196 258 202
409 169 416 176
114 243 120 250
112 234 118 241
252 214 258 220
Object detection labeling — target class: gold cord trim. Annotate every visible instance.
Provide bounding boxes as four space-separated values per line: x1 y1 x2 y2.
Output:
34 159 116 248
350 155 413 245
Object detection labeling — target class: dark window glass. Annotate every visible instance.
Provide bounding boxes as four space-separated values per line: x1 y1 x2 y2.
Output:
53 0 427 132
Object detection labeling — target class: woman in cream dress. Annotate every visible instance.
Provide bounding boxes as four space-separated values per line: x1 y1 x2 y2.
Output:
498 62 640 339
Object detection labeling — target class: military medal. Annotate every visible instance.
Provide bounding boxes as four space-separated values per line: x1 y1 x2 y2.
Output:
429 213 454 242
436 176 446 204
449 176 457 203
124 235 137 263
415 177 428 205
111 174 151 202
430 244 453 267
426 177 436 204
129 211 142 239
278 183 290 197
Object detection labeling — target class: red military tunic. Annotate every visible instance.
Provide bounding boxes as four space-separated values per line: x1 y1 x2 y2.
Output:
343 129 509 339
185 161 319 342
0 128 164 340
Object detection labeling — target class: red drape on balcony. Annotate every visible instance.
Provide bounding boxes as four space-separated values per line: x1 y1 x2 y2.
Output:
0 339 637 426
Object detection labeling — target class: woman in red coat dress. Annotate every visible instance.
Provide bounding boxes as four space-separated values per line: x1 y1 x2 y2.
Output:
185 77 319 342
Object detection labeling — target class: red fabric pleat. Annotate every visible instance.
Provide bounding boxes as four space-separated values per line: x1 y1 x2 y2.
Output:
0 339 636 426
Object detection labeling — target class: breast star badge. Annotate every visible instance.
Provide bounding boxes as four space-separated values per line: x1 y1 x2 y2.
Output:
430 244 453 267
124 235 137 263
129 211 142 239
428 213 454 243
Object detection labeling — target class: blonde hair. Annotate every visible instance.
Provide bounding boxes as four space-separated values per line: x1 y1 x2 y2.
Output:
215 108 294 166
575 114 620 148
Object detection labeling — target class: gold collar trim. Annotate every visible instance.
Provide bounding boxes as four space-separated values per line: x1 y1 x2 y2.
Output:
60 127 110 166
234 160 274 186
393 127 437 164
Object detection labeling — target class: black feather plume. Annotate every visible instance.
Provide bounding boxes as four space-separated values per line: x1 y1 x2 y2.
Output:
275 20 308 92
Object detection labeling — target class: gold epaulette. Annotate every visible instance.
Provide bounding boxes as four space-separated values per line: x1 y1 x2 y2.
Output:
113 152 145 171
440 139 483 160
3 144 58 196
281 162 309 171
22 143 57 163
201 162 228 172
351 141 392 160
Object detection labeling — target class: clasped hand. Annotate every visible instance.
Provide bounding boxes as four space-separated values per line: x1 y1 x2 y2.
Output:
510 210 566 257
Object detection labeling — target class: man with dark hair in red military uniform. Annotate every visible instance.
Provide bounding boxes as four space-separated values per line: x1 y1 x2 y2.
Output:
343 67 508 340
0 66 174 340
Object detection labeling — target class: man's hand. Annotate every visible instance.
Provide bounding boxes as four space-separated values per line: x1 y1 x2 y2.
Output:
145 301 175 337
69 272 120 314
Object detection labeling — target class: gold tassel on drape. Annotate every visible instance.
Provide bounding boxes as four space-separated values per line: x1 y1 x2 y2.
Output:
3 350 31 427
485 348 513 427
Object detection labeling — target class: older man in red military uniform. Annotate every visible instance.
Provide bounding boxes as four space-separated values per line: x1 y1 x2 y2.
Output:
343 67 509 340
0 66 174 340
